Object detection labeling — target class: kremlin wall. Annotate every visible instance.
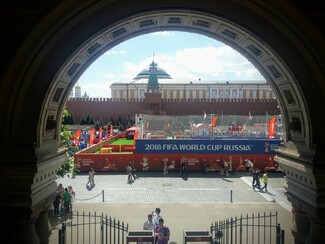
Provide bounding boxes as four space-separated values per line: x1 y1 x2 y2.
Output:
66 97 279 124
66 61 280 124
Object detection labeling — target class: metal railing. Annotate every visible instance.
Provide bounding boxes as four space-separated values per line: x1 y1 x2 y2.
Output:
210 211 284 244
58 211 128 244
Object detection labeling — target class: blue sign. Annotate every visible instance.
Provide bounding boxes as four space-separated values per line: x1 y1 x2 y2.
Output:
135 139 280 155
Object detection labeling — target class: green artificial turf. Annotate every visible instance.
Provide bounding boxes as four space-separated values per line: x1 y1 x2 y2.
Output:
110 138 134 146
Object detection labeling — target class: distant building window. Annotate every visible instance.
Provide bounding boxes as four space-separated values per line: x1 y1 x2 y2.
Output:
252 90 257 99
239 90 244 98
199 90 203 98
232 89 238 98
259 90 263 99
219 89 230 98
186 90 190 98
167 90 170 99
212 90 218 98
266 90 270 99
179 90 184 99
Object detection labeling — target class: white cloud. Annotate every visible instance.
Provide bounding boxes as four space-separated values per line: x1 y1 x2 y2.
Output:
103 73 116 79
151 31 171 36
79 36 264 97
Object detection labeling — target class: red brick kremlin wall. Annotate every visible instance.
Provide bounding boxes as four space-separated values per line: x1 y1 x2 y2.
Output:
66 98 279 123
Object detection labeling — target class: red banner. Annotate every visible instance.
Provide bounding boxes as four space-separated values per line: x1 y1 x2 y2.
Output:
110 124 113 136
133 131 139 146
211 116 218 127
89 128 95 145
268 117 277 138
99 126 102 141
74 130 81 146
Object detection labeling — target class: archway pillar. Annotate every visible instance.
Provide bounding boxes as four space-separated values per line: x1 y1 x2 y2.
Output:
276 145 325 244
0 143 67 244
35 209 52 244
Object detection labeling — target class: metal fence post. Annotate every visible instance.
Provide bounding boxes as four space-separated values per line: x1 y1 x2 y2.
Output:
281 229 285 244
276 224 281 244
59 223 66 244
230 190 233 202
102 190 105 202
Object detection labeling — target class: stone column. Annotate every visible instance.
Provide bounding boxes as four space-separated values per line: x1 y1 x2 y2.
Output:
306 218 325 244
35 210 52 244
291 205 310 244
276 143 325 244
11 220 40 244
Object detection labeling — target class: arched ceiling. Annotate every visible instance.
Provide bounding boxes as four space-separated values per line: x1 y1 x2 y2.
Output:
1 0 324 158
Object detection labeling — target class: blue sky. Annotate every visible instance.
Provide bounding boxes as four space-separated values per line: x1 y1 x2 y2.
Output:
77 31 263 97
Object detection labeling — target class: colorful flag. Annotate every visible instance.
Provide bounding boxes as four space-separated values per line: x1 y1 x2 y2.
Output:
110 124 113 136
268 117 277 138
133 131 139 146
243 123 247 131
89 128 95 145
99 126 102 141
74 130 81 146
211 116 218 127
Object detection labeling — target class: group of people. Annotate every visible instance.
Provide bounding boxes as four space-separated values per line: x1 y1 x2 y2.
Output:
53 183 75 216
251 167 268 192
141 207 170 244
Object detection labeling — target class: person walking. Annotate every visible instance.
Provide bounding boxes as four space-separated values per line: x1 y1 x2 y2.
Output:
63 188 71 214
252 169 261 190
180 156 188 178
154 218 170 244
163 158 168 175
126 164 133 182
261 171 268 192
53 193 61 216
129 162 137 180
86 168 95 188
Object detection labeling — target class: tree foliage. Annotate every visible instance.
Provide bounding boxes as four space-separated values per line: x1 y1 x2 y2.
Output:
58 108 80 178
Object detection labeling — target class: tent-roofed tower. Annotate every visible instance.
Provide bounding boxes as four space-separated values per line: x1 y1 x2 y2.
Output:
143 58 166 114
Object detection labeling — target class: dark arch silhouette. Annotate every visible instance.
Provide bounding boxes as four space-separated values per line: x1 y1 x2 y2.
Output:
0 1 323 243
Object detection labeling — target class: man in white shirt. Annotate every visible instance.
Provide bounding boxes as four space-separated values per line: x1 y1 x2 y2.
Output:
143 213 157 230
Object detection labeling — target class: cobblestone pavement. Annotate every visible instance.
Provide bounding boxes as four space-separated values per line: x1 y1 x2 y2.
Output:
51 171 293 244
56 171 289 208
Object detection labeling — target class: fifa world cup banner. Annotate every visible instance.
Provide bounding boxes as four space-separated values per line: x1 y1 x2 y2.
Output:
135 139 281 155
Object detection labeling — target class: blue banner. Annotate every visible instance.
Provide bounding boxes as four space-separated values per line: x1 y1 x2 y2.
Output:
135 139 280 155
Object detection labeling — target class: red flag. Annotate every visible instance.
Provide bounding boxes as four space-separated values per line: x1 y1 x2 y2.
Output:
243 123 246 131
211 116 218 135
146 122 149 129
211 116 218 127
110 124 113 136
74 130 81 146
133 131 139 146
99 126 102 141
268 117 277 138
89 128 95 145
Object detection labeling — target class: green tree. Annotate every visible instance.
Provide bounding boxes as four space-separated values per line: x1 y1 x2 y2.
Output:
58 108 80 178
89 116 95 125
68 114 75 125
85 114 91 124
80 115 86 125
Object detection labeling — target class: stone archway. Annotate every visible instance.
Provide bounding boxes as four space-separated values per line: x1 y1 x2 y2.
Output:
0 1 323 243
